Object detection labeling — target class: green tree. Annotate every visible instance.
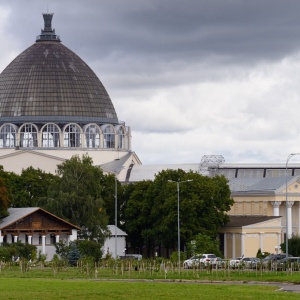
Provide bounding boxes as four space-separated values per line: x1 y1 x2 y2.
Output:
0 245 12 262
192 233 222 256
123 169 233 257
122 180 154 256
54 240 70 260
68 242 80 266
281 236 300 257
152 170 232 253
75 239 103 262
0 165 15 216
42 154 109 243
100 173 124 225
1 241 37 261
0 177 10 218
9 167 58 208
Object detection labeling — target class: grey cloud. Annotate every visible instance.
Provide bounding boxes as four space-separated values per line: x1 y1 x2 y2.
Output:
4 1 300 80
3 1 300 164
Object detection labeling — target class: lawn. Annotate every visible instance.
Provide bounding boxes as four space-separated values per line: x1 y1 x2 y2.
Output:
1 264 300 299
0 278 299 300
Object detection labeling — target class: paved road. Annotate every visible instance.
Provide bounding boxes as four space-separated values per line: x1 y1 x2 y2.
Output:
185 280 300 293
94 279 300 293
266 282 300 293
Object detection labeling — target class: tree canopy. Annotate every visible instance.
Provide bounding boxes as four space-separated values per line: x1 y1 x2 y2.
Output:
40 154 109 243
0 177 10 218
10 167 58 208
122 169 233 257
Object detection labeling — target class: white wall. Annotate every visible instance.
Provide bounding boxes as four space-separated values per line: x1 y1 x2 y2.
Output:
103 236 126 258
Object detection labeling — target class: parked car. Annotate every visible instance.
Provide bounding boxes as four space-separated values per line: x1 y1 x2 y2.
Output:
122 254 142 261
262 253 292 265
274 257 300 271
183 254 216 269
276 257 299 265
183 255 202 269
210 257 225 268
240 257 260 269
229 257 242 268
200 254 217 263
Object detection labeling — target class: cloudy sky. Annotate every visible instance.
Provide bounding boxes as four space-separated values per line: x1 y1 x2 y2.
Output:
2 0 300 165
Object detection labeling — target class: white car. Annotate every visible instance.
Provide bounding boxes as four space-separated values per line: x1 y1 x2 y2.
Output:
210 257 225 268
183 254 217 268
183 255 201 269
240 257 260 268
199 254 217 265
229 257 242 268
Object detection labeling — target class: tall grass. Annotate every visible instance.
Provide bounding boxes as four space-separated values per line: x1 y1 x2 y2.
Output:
0 258 300 283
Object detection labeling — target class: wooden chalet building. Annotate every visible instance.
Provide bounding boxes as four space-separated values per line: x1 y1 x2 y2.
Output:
0 207 80 260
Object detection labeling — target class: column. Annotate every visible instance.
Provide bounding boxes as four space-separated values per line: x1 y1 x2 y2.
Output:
27 235 32 244
37 131 42 147
232 233 235 258
287 201 294 238
241 233 245 257
70 229 77 241
271 201 281 216
0 230 3 244
59 131 64 149
14 235 18 243
41 235 46 254
259 232 264 252
55 235 60 243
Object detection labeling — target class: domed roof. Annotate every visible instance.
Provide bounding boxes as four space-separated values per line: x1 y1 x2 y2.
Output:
0 13 118 125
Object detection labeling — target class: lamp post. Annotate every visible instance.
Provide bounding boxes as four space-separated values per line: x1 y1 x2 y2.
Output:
285 153 300 261
115 175 118 259
112 166 124 260
168 179 193 272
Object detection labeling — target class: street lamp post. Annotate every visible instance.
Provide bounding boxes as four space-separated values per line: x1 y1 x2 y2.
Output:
115 175 118 259
168 179 192 272
285 153 300 261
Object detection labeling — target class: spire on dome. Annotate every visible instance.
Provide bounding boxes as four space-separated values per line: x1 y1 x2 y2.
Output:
36 13 61 42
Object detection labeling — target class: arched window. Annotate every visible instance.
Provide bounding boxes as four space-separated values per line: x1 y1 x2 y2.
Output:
116 126 125 149
0 124 17 148
20 124 38 147
84 124 100 148
63 124 81 147
42 123 60 147
102 125 115 148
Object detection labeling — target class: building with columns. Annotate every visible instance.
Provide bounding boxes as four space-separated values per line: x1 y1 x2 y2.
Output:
229 176 300 238
220 216 282 259
0 13 140 178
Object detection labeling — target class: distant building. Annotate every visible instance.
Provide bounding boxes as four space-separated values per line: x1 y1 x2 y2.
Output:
103 225 127 259
0 13 140 178
0 207 79 260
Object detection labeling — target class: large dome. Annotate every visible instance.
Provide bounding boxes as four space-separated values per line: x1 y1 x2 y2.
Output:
0 14 118 125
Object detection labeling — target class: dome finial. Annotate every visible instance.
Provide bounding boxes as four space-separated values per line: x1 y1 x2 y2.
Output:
36 13 61 42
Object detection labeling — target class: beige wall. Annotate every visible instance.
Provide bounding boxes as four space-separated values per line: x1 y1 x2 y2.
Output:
221 218 282 259
0 149 141 181
244 234 259 257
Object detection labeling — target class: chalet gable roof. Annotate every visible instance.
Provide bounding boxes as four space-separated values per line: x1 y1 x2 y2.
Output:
0 207 80 230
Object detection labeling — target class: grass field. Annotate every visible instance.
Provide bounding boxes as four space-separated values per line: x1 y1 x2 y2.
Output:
1 265 300 299
0 278 299 300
